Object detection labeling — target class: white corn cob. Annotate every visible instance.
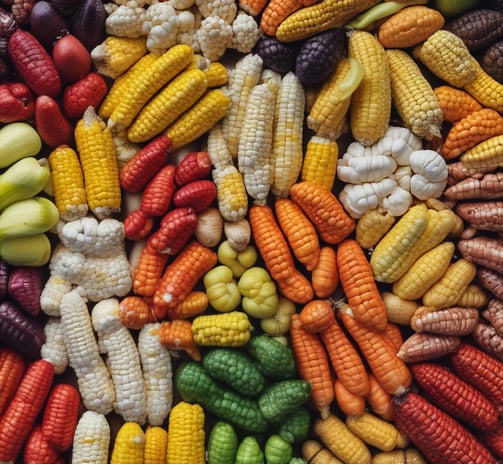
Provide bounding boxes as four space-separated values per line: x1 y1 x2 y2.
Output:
138 322 174 426
60 289 116 414
72 411 110 464
40 316 69 375
271 71 306 198
91 298 147 424
40 268 73 317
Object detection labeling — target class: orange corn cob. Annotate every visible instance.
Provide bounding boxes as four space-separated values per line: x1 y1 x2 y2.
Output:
153 240 217 319
290 181 355 244
168 291 208 319
249 204 314 304
298 299 336 333
0 359 55 463
132 242 170 297
41 383 81 452
366 373 394 421
441 108 503 160
260 0 319 36
334 379 365 417
289 314 334 419
433 85 483 124
337 239 388 332
381 321 404 352
119 295 157 330
310 246 338 299
274 197 320 271
158 319 201 361
339 304 412 396
0 348 26 416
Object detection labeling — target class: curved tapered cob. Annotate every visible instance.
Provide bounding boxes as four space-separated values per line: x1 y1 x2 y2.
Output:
71 411 110 464
460 134 503 173
348 30 391 146
74 107 121 220
386 48 443 140
271 71 305 198
107 44 194 131
127 68 208 143
463 56 503 113
110 422 145 464
144 426 168 464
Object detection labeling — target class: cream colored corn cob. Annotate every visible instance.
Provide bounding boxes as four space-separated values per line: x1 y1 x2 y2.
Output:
91 298 147 424
386 48 443 140
40 316 69 375
72 411 110 464
271 71 306 198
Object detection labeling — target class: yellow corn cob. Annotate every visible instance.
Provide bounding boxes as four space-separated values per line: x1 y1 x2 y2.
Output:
164 89 230 151
166 401 205 464
144 426 168 464
237 81 276 205
345 411 409 452
48 144 88 222
127 68 208 143
463 56 503 113
204 61 229 88
300 135 339 191
72 411 110 464
413 29 477 88
91 35 148 79
370 203 429 283
111 422 145 464
138 323 173 427
348 30 391 146
221 53 264 158
355 207 396 249
460 134 503 173
456 283 488 309
75 107 121 220
386 48 443 140
308 57 365 140
422 258 477 309
60 289 115 414
276 0 380 42
91 298 147 424
371 449 427 464
271 71 306 198
314 413 372 464
392 241 456 301
99 53 158 119
108 44 194 131
191 311 252 347
207 123 249 222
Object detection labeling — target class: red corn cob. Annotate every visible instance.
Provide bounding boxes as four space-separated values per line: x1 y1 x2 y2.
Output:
123 209 154 241
174 151 212 186
0 82 35 122
140 164 176 217
41 383 81 452
153 240 217 319
172 179 217 213
410 362 500 431
449 342 503 413
23 425 65 464
148 207 198 255
120 134 172 192
132 242 169 297
393 391 497 464
0 359 55 463
62 71 108 120
482 421 503 460
0 348 26 416
35 95 74 147
7 266 43 317
8 29 62 97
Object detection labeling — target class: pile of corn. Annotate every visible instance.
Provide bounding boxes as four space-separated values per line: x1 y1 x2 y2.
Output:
0 0 503 463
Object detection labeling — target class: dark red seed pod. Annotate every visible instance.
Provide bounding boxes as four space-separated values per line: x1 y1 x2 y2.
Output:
174 151 212 187
7 266 44 317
